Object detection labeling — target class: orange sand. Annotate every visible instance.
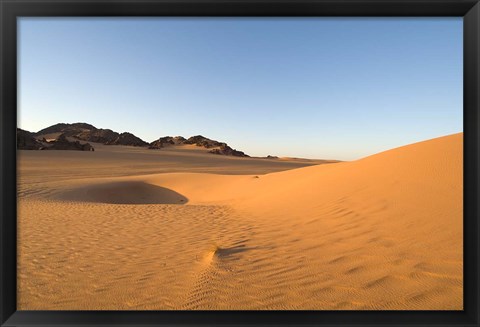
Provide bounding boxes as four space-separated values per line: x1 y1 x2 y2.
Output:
17 134 463 310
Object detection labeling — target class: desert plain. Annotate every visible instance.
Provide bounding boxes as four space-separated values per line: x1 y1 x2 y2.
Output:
17 133 463 310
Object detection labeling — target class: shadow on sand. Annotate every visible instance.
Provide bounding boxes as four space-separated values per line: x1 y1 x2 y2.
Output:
57 181 189 205
214 245 267 258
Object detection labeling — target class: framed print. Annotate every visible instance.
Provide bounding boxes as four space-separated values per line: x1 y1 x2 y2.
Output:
1 0 479 326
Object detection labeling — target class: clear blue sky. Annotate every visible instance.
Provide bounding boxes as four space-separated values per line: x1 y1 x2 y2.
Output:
18 18 462 160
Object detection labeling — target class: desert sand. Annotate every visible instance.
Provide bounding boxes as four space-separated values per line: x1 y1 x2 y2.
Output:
17 133 463 310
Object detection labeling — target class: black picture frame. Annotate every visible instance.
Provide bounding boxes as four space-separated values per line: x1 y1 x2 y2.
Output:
1 0 479 326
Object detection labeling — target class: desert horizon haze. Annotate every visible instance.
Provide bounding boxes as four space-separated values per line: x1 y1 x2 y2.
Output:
17 17 462 310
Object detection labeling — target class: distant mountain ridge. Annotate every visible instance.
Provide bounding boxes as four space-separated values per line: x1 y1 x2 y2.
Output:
17 128 94 151
35 123 96 136
35 122 149 147
21 123 249 156
149 135 249 157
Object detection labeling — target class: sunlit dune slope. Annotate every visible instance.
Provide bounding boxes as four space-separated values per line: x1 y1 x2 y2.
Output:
143 133 462 215
17 133 462 310
140 133 463 309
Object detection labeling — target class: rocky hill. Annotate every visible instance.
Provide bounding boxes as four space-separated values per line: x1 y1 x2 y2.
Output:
18 129 94 151
149 136 187 149
208 146 248 157
149 135 249 157
25 123 249 156
105 132 150 147
184 135 227 148
35 123 148 147
17 128 44 150
75 128 118 144
43 134 94 151
35 123 96 137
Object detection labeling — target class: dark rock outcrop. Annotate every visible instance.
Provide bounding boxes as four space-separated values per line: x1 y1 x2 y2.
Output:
75 128 118 144
105 132 149 147
184 136 248 156
17 128 44 150
149 136 186 149
35 122 97 137
32 123 249 156
184 135 226 148
42 134 94 151
35 123 148 147
209 145 249 157
150 134 249 157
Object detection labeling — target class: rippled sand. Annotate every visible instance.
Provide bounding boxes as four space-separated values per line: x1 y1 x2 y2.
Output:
17 134 462 310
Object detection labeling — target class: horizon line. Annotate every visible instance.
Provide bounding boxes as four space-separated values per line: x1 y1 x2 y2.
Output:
17 121 463 162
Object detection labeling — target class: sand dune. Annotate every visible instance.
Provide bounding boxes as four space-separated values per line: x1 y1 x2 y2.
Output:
17 133 462 310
